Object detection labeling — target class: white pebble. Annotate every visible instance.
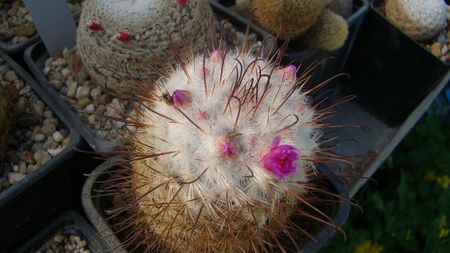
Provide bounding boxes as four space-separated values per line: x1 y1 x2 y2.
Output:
61 67 71 79
52 131 64 143
19 85 31 95
33 134 46 142
66 80 78 98
8 173 26 185
85 104 95 113
48 147 64 157
12 165 19 172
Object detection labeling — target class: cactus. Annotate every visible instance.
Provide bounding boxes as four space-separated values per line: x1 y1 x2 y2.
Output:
0 86 11 161
77 0 213 92
248 0 349 50
251 0 328 40
385 0 447 41
302 9 349 51
103 31 346 252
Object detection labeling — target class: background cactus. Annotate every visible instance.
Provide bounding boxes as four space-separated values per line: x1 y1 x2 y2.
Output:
385 0 447 41
241 0 349 51
0 86 11 162
103 32 345 252
302 9 349 50
77 0 213 92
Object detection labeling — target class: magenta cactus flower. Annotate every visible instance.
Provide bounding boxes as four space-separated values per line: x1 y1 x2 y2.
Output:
171 90 192 107
262 136 300 179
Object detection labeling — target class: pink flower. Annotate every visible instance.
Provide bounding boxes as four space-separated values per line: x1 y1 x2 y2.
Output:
262 136 300 179
171 90 192 107
217 138 235 158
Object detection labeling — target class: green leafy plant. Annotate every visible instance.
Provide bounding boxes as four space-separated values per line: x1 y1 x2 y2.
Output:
321 109 450 253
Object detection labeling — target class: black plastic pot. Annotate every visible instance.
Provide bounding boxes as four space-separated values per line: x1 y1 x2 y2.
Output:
339 0 450 126
82 160 350 253
0 51 84 252
209 0 370 105
15 211 109 253
24 5 275 154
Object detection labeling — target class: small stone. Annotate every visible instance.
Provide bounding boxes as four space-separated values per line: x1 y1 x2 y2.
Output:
85 104 95 113
20 151 36 165
54 234 64 243
15 97 29 112
61 67 71 79
88 114 97 125
19 85 31 95
33 134 46 142
31 101 45 117
51 58 65 68
42 119 57 136
99 94 112 104
33 150 51 166
43 137 58 150
25 14 33 22
19 161 27 174
442 45 448 55
43 110 54 119
48 147 64 157
8 173 26 184
66 80 78 98
31 142 43 153
78 97 91 108
17 24 35 37
49 79 63 90
12 165 19 172
431 42 442 57
90 87 102 100
4 70 17 82
52 131 64 143
76 85 91 99
62 137 70 147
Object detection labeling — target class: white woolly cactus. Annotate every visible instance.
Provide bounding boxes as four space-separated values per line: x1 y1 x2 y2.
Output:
385 0 447 41
105 31 343 252
77 0 213 92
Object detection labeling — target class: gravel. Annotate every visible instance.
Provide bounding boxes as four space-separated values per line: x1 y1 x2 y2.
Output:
0 0 82 45
33 233 91 253
0 57 70 192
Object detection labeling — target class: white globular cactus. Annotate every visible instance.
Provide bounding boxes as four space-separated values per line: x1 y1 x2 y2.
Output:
106 39 342 252
77 0 213 92
385 0 447 41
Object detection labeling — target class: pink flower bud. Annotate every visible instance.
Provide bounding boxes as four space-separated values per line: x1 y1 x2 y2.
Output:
262 136 300 179
171 90 192 107
117 32 131 42
217 138 235 158
282 64 297 80
88 22 102 31
178 0 187 8
210 49 221 63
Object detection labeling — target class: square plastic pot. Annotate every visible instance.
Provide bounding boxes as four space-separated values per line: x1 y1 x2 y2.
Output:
209 0 370 105
81 160 350 253
0 51 83 252
15 211 109 253
339 0 450 126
